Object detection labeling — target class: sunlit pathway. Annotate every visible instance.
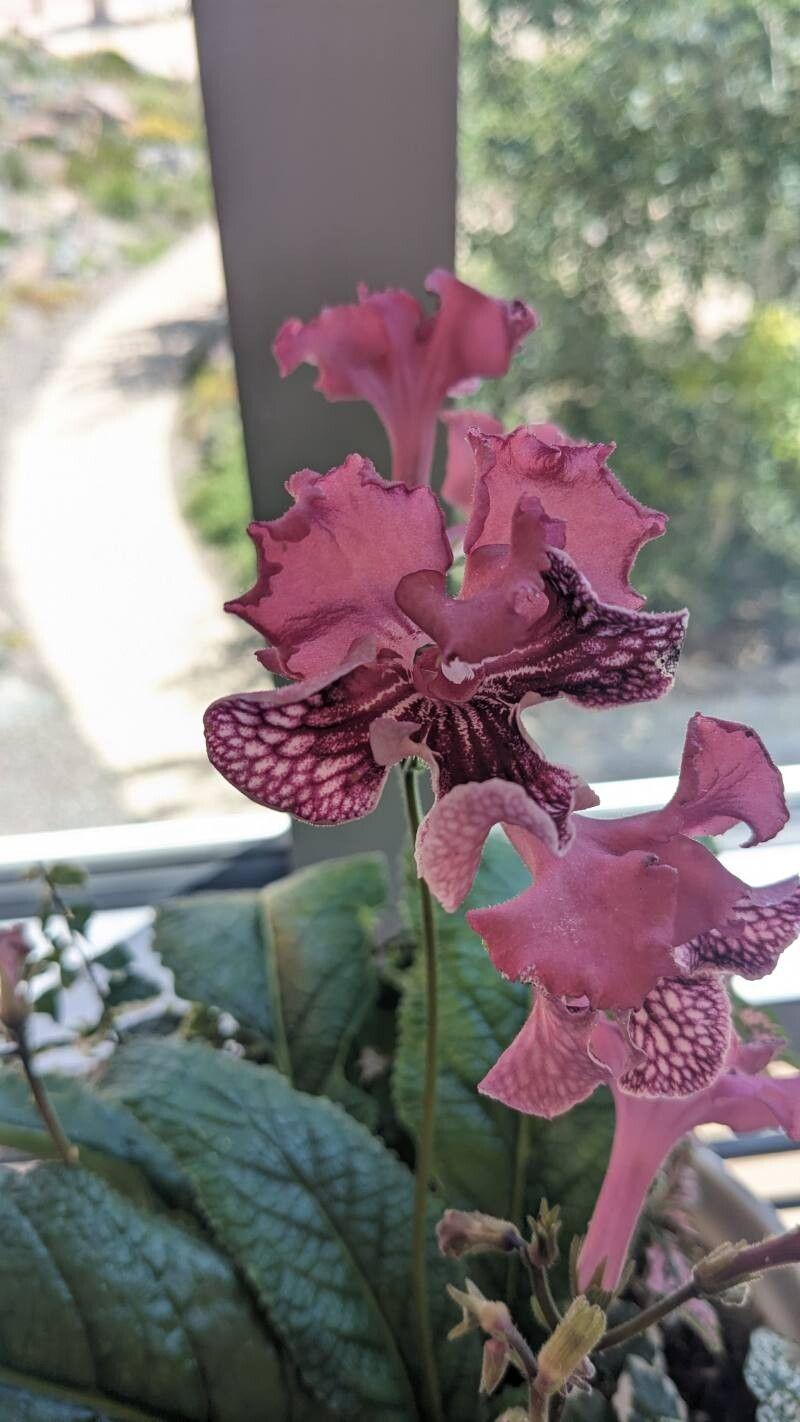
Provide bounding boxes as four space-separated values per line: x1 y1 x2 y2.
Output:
3 223 253 824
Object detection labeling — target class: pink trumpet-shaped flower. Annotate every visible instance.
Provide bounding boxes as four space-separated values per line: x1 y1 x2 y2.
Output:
274 270 537 490
444 715 799 1107
577 1029 800 1290
204 448 685 845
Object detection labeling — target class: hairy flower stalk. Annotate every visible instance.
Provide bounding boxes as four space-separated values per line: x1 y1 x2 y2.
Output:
402 762 443 1422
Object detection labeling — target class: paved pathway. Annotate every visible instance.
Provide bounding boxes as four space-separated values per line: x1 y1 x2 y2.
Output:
1 2 196 81
2 223 255 828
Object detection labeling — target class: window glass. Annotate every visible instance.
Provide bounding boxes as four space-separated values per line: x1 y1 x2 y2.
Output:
459 0 800 780
0 2 257 835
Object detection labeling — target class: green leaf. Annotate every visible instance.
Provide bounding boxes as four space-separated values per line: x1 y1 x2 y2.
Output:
563 1392 614 1420
0 1379 111 1420
261 853 387 1093
154 890 273 1040
745 1328 800 1422
614 1354 687 1421
394 834 613 1246
0 1164 285 1422
0 1069 187 1208
92 944 132 972
104 969 161 1008
100 1037 474 1422
44 864 87 888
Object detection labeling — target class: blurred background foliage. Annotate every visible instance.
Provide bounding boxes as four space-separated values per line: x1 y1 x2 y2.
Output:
459 0 800 665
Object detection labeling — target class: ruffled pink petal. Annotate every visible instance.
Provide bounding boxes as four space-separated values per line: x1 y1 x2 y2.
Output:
464 426 666 610
424 269 537 394
227 455 451 678
728 1026 785 1076
481 551 687 710
416 779 558 913
619 974 732 1098
479 993 611 1119
468 827 678 1011
665 713 789 847
679 878 800 979
712 1068 800 1138
396 496 554 669
274 272 536 488
204 657 411 824
655 834 744 946
441 409 503 512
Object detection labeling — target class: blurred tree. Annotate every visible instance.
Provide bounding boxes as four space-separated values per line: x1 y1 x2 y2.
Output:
460 0 800 662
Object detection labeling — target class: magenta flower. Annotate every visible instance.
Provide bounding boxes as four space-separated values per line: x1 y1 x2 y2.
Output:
577 1028 800 1290
442 715 800 1109
273 270 537 490
204 445 685 842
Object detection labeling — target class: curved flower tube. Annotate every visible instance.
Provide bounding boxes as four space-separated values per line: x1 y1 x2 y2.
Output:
448 715 800 1105
577 1029 800 1290
274 270 537 489
204 449 686 855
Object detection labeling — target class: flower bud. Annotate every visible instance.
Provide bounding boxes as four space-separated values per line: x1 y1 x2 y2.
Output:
528 1199 562 1270
437 1208 524 1259
535 1296 606 1397
0 925 30 1034
480 1337 511 1396
446 1279 513 1341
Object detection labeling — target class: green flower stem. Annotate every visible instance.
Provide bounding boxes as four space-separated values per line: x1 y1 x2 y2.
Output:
526 1255 562 1334
400 762 442 1422
16 1032 78 1167
507 1112 530 1297
596 1279 696 1351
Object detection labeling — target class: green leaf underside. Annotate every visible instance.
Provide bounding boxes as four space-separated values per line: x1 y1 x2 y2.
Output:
261 853 387 1094
394 833 613 1239
745 1328 800 1422
154 890 273 1039
99 1038 473 1422
0 1165 283 1422
0 1071 187 1208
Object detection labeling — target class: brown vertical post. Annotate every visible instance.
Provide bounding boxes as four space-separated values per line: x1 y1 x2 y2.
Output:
193 0 458 516
192 0 458 866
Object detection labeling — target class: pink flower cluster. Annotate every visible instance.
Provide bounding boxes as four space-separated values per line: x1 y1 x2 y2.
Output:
205 270 799 1280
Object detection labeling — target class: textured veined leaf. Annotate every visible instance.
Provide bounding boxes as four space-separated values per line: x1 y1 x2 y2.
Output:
0 1165 284 1422
0 1070 187 1208
100 1037 475 1422
745 1327 800 1422
154 889 273 1039
261 852 387 1093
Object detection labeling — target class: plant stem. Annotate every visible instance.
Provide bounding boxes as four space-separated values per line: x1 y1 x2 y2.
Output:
526 1256 562 1333
507 1113 530 1297
528 1389 551 1422
42 868 112 1027
596 1279 695 1351
17 1033 78 1167
400 762 442 1422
